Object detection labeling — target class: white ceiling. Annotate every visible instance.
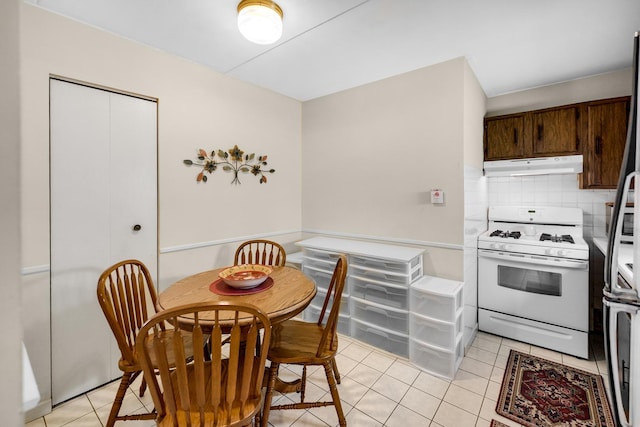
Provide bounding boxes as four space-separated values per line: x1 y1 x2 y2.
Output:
26 0 640 101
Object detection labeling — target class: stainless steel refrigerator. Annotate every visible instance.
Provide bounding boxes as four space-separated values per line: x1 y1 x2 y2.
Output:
605 31 640 427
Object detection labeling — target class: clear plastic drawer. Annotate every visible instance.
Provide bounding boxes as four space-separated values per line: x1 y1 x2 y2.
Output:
310 286 350 316
350 297 408 333
410 312 462 350
302 248 343 264
349 276 408 309
349 254 421 275
304 304 350 336
410 276 463 322
351 318 409 358
302 264 335 291
350 264 420 286
409 337 463 380
302 254 339 271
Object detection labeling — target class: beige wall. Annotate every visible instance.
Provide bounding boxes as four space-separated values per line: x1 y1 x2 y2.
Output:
463 61 487 169
301 57 473 279
1 0 23 424
20 3 302 416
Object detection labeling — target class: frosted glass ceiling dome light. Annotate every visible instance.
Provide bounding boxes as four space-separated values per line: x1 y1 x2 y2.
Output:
237 0 283 45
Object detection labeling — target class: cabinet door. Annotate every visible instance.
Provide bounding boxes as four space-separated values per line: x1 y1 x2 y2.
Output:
531 105 581 156
484 114 526 160
583 98 630 188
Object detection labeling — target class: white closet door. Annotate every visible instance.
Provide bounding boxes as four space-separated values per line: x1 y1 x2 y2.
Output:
50 79 157 404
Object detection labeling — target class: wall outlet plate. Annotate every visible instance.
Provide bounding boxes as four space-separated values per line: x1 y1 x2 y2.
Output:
431 189 444 204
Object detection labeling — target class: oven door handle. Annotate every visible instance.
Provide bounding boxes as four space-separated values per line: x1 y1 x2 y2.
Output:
478 249 589 269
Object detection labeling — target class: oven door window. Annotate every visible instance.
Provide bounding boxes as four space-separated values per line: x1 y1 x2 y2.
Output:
497 265 562 296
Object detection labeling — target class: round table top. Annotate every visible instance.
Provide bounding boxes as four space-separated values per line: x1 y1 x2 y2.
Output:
157 266 316 327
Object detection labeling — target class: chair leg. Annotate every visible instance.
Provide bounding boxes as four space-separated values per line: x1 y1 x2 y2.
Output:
331 357 341 384
261 362 280 427
300 365 307 403
323 361 346 427
138 375 147 397
106 372 133 427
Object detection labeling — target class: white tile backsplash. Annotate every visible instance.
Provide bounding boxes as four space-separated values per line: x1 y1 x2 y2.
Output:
487 174 617 240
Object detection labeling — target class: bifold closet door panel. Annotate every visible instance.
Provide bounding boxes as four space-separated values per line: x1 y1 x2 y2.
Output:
108 91 158 271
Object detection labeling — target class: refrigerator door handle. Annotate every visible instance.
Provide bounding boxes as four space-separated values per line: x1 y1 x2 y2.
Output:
621 359 630 390
606 303 628 427
605 300 639 427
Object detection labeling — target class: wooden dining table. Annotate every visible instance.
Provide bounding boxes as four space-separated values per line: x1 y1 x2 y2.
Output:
157 265 317 330
157 265 317 394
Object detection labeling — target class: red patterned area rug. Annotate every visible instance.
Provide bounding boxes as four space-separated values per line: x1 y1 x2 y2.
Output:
497 350 614 427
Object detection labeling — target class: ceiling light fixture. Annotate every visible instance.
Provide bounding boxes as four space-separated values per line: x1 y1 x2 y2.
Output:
237 0 283 45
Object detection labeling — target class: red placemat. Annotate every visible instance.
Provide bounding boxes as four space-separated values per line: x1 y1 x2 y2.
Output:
209 277 274 296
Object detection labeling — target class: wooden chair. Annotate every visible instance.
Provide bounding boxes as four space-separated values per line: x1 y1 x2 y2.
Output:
234 239 286 267
136 301 271 427
261 254 348 427
97 259 193 427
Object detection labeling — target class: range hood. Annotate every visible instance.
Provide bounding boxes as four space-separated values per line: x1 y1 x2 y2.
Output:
483 155 583 177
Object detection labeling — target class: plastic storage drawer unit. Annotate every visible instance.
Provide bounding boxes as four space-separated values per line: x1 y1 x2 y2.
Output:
351 318 409 358
410 276 463 322
351 297 408 333
349 277 409 309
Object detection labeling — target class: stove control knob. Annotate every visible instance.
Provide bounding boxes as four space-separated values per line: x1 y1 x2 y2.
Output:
489 243 497 249
557 249 567 256
545 248 552 255
499 243 507 250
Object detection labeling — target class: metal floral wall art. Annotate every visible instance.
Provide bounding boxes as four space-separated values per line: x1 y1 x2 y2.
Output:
183 145 275 184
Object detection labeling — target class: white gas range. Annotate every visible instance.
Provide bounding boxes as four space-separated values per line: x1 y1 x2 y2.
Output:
477 206 590 359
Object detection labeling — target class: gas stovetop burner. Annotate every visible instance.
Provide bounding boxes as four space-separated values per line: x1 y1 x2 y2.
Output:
540 233 575 244
489 230 521 239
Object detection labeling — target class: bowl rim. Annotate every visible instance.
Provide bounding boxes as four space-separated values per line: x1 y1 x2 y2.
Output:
219 264 273 280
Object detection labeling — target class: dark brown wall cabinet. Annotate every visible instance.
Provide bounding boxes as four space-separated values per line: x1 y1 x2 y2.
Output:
580 97 630 189
484 96 631 189
484 114 527 160
484 104 582 161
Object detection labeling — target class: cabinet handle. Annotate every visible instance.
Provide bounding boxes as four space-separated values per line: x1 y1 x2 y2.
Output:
595 136 602 155
513 128 518 145
537 124 544 141
575 138 580 151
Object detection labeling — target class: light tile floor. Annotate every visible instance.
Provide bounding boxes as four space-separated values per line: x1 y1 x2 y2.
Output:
25 332 609 427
